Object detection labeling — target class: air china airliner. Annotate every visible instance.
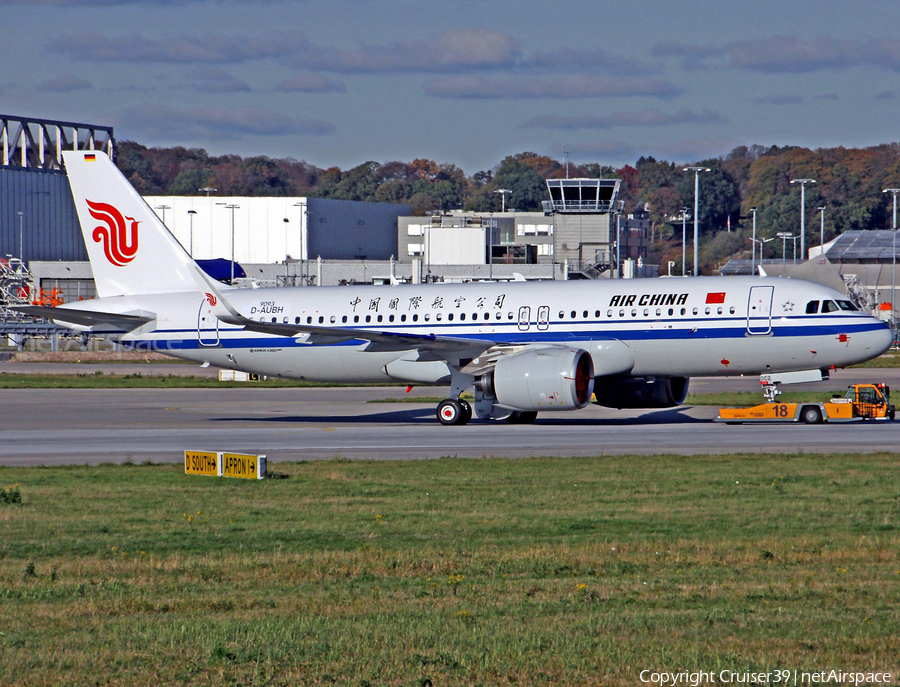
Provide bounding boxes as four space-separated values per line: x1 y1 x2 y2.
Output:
22 151 893 425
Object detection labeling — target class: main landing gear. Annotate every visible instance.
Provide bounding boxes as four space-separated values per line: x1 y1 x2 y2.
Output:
436 398 473 426
435 398 538 426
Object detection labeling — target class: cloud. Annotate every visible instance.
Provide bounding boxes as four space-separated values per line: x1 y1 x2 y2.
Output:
567 139 639 160
38 73 92 92
874 90 900 101
51 28 657 80
656 35 900 73
284 29 520 73
116 103 334 140
275 73 346 93
753 93 839 105
522 108 725 130
521 47 654 76
189 66 251 93
569 138 733 165
425 75 683 100
53 30 305 63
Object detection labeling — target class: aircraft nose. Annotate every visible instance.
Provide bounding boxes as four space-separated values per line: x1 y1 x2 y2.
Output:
863 320 893 359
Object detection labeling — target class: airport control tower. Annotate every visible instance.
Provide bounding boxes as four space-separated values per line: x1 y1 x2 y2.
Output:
543 177 621 277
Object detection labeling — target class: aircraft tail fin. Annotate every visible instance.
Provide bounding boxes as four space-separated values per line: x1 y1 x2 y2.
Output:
63 150 202 298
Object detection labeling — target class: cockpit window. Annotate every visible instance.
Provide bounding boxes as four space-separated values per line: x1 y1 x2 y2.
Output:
837 300 858 311
822 300 840 313
805 300 819 314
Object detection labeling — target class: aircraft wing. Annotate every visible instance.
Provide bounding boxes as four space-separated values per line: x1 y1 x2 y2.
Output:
12 305 154 332
217 313 500 355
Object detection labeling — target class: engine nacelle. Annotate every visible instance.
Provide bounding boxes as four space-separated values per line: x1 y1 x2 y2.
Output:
482 347 595 412
592 376 689 409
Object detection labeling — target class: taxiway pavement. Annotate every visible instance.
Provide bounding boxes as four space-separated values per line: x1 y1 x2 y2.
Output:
1 367 897 466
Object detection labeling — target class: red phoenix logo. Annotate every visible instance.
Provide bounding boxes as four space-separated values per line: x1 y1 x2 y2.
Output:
205 292 217 306
87 200 140 266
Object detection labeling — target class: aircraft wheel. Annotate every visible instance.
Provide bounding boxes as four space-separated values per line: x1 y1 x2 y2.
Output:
800 405 823 425
506 411 538 425
458 399 473 424
437 399 468 426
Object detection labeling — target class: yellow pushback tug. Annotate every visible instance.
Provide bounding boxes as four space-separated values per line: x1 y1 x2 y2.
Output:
716 371 895 425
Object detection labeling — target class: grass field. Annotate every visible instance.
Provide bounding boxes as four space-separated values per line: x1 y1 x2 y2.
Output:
1 455 898 686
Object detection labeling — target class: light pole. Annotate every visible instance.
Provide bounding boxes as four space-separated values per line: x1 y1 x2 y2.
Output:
752 237 774 266
293 200 307 286
155 204 170 225
681 207 689 276
776 232 795 265
749 207 758 275
883 188 900 323
790 178 816 260
16 211 24 263
216 202 240 284
199 187 217 197
187 210 197 257
816 206 826 258
683 166 710 276
495 188 511 213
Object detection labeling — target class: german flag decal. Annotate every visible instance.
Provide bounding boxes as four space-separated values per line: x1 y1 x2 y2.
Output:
84 154 96 161
706 292 726 304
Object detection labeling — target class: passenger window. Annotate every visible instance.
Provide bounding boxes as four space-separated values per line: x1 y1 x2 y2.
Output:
692 307 699 315
365 315 371 323
619 309 625 317
437 313 443 321
484 313 489 320
306 316 312 324
388 315 394 322
680 308 686 316
717 307 723 315
607 309 613 317
424 313 430 322
401 314 407 322
460 313 466 321
448 313 454 321
377 315 383 323
656 308 661 317
330 315 336 323
558 311 565 319
704 307 710 315
412 314 419 322
631 309 637 317
806 300 819 314
294 317 300 324
318 316 324 323
354 315 359 323
643 308 649 317
729 306 735 314
594 310 601 318
342 315 348 323
583 310 589 318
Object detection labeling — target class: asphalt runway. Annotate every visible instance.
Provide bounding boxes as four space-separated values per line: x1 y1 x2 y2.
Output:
1 367 898 466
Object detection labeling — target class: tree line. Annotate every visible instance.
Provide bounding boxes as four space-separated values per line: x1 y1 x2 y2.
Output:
117 140 900 273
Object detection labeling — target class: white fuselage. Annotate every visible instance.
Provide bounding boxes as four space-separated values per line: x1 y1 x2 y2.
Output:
75 275 892 383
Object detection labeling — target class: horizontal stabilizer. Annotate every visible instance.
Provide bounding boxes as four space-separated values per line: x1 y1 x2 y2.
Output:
13 305 154 332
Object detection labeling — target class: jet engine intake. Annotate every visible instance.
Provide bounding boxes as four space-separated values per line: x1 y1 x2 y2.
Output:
480 347 594 412
592 376 689 409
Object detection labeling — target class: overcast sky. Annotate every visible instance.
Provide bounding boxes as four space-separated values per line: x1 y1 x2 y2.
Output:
4 0 900 174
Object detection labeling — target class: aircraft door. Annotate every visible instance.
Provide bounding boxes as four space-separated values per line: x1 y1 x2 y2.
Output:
197 296 220 347
747 285 774 335
537 305 550 331
518 306 531 331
